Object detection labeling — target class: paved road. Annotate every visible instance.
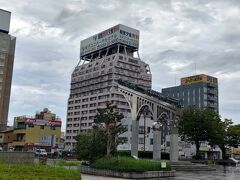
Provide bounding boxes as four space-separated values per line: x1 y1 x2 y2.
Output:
82 174 130 180
166 165 240 180
82 165 240 180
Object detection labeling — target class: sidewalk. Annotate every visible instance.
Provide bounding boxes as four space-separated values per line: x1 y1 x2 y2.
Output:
81 174 130 180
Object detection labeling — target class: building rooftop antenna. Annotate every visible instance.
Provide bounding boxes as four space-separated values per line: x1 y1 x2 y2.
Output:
194 60 197 75
174 73 177 86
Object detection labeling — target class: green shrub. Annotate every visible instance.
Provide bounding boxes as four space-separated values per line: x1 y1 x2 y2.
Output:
56 159 81 166
90 156 171 172
0 162 81 179
75 128 106 162
206 160 214 164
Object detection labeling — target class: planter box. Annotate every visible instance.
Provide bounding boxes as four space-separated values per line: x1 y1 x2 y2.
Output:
79 165 175 179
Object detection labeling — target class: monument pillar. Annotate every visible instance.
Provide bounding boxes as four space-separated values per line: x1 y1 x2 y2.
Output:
131 95 139 158
170 126 179 162
153 127 161 161
131 119 139 157
170 111 180 162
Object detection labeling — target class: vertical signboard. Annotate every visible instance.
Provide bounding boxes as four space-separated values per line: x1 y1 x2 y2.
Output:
0 9 11 33
80 24 139 57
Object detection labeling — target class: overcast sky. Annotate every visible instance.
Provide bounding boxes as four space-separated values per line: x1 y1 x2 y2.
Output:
1 0 240 131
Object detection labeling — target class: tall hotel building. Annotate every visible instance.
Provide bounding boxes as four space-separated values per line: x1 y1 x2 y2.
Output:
65 24 152 149
0 9 16 131
162 74 218 112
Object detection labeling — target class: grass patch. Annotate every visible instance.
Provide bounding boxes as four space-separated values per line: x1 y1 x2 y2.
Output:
0 162 81 180
56 159 81 166
90 156 171 172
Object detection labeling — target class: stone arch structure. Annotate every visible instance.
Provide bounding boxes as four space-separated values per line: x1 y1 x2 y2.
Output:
111 82 181 161
136 104 153 120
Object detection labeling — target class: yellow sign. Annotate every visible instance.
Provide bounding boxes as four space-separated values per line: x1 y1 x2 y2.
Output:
181 74 217 85
200 147 210 151
226 148 240 155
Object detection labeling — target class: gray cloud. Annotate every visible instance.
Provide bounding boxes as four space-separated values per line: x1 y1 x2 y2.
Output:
0 0 240 130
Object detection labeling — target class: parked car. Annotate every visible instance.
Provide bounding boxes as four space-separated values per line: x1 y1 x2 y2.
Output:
229 157 240 165
35 149 47 156
8 147 14 151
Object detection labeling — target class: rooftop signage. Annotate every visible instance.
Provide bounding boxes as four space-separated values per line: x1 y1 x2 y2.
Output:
25 118 62 126
181 74 218 85
0 9 11 33
80 24 139 57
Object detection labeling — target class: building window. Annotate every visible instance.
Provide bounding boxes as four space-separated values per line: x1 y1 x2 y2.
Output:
147 127 151 133
167 141 170 147
28 123 34 128
204 87 207 93
204 94 207 100
150 138 153 145
204 101 207 107
51 125 56 130
139 138 144 144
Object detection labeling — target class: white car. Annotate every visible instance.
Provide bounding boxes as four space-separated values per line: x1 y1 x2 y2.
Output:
0 147 3 151
35 149 47 156
229 157 239 164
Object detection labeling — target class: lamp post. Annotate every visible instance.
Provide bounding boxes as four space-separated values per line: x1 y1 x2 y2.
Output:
152 121 162 131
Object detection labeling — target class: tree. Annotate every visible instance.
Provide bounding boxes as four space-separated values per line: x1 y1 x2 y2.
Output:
209 119 240 159
179 107 220 158
227 124 240 147
75 128 106 162
94 101 127 156
208 119 232 159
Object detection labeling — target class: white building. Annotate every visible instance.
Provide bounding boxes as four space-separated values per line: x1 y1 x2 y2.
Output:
65 24 152 150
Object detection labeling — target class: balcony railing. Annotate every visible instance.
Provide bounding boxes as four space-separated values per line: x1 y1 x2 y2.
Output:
207 103 216 108
14 126 26 130
207 96 217 101
207 89 216 94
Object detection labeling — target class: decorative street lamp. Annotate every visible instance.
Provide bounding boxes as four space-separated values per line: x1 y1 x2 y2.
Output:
152 121 162 131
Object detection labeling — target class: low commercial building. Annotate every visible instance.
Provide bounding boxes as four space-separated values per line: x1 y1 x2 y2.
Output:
0 128 15 151
12 108 61 151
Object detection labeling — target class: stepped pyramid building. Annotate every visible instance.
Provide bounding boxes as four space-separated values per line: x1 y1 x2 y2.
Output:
65 24 152 149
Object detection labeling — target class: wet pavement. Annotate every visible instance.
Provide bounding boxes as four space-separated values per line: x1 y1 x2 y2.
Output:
82 165 240 180
166 165 240 180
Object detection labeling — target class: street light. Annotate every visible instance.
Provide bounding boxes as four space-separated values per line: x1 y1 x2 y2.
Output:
152 121 162 131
